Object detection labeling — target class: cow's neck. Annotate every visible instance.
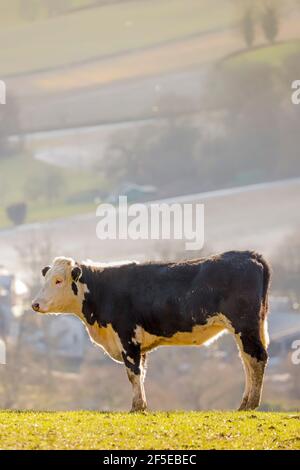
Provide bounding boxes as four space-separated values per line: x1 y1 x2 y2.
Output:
76 264 105 327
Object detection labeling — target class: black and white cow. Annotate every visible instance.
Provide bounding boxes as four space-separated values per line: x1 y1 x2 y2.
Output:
32 250 270 411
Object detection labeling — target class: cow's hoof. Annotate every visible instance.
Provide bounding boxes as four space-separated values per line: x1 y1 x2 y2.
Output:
130 402 148 413
238 403 259 411
238 403 249 411
130 409 148 414
130 406 148 413
238 405 247 411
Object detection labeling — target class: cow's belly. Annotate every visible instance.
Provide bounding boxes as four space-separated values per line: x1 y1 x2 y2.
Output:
137 324 226 352
84 315 228 361
85 323 123 362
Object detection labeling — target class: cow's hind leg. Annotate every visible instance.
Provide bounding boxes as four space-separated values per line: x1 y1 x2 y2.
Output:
141 353 148 385
235 328 268 411
122 346 147 412
236 347 251 411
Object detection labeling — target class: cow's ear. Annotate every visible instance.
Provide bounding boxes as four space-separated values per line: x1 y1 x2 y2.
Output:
42 266 51 277
71 266 82 282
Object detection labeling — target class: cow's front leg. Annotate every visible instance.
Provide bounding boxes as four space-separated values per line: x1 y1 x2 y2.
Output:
122 349 147 412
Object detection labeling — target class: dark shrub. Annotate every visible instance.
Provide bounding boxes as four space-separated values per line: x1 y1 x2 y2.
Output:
6 202 27 226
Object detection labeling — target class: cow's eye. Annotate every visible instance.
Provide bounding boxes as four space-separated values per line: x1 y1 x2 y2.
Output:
55 279 63 285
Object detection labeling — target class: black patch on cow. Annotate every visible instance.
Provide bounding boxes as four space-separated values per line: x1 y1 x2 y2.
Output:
72 282 78 296
122 352 140 375
240 331 268 362
78 251 271 362
42 266 51 277
72 266 82 282
82 297 96 325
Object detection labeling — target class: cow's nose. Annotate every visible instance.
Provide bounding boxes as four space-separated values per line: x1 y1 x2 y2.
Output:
32 302 40 312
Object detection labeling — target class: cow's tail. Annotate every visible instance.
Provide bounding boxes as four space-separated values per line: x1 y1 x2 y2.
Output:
251 252 271 349
253 252 271 312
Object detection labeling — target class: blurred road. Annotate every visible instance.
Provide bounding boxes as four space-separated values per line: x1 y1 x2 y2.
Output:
0 178 299 278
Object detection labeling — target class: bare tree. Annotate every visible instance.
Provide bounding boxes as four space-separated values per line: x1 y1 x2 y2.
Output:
241 8 255 48
261 3 279 44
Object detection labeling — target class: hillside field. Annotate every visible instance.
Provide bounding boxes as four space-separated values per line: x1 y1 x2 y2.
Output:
0 152 107 228
0 0 234 76
224 40 300 69
0 410 299 450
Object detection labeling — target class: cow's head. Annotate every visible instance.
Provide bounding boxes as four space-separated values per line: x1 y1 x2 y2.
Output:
32 257 83 315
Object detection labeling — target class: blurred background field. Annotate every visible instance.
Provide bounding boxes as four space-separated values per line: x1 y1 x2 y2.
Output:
0 0 300 413
0 0 235 75
0 152 105 227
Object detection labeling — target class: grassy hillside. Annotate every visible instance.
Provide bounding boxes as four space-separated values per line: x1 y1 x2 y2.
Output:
225 40 300 69
0 0 234 76
0 411 299 450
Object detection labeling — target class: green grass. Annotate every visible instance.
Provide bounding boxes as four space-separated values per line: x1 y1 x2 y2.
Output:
0 153 106 228
225 40 300 69
0 0 234 76
0 411 299 450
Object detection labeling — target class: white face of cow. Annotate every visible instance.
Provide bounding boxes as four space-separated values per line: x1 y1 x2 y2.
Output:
32 257 83 315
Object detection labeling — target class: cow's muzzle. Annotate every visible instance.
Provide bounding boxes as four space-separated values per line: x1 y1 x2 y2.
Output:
32 302 40 312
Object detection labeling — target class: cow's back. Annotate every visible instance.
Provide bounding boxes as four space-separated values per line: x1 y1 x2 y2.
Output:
96 251 266 340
